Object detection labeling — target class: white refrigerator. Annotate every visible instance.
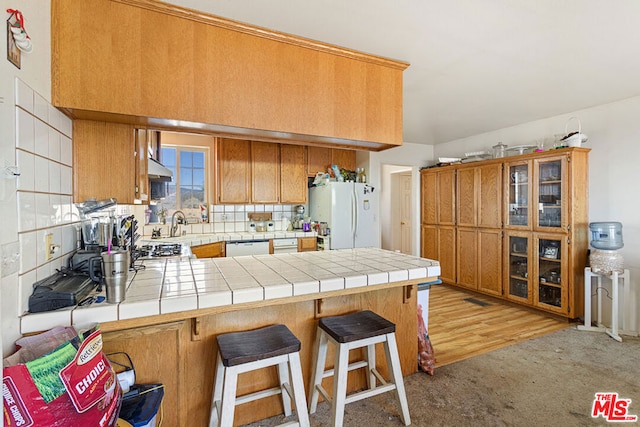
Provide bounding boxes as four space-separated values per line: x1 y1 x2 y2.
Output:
309 182 377 249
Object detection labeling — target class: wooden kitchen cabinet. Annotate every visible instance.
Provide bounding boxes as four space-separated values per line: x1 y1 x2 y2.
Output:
191 241 226 258
420 148 590 319
331 149 357 171
102 321 189 427
52 0 407 150
307 147 332 176
73 120 145 204
456 227 477 290
251 141 280 203
217 138 251 204
297 236 317 252
306 147 356 176
280 145 308 203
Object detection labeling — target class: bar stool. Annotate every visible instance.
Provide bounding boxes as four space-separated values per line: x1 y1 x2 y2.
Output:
209 324 310 427
308 310 411 426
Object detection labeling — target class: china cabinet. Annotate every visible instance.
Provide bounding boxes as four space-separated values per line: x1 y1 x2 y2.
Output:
421 147 589 318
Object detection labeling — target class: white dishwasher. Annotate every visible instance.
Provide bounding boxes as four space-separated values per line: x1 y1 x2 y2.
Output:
226 240 270 257
272 238 298 254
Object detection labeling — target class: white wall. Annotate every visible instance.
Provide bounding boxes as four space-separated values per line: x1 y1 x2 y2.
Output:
370 142 434 256
434 96 640 334
1 1 54 356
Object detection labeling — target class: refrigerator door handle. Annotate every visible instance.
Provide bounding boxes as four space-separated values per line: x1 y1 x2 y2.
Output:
351 187 357 239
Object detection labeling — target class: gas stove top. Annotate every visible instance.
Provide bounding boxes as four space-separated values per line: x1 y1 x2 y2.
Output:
134 243 184 259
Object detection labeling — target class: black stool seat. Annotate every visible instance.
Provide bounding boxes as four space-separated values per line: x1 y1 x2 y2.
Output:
319 310 396 343
217 324 301 367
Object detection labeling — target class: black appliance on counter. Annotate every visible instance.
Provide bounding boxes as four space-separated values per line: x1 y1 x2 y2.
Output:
28 268 98 313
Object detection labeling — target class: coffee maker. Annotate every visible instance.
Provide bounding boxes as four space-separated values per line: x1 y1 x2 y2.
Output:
293 205 305 229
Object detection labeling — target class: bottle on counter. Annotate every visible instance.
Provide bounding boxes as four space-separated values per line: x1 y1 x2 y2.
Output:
360 168 366 183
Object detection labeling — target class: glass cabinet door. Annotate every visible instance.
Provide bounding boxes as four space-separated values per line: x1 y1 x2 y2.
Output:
534 156 566 231
535 235 567 313
506 233 531 303
506 162 530 228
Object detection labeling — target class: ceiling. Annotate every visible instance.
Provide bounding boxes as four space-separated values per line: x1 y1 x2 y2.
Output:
172 0 640 145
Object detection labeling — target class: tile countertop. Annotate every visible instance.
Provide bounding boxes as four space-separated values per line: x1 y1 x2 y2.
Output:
139 230 317 246
20 248 440 334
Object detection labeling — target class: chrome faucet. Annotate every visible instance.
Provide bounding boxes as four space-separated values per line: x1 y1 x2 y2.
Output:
170 210 187 237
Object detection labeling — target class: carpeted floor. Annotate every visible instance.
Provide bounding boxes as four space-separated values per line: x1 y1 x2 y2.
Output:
243 327 640 426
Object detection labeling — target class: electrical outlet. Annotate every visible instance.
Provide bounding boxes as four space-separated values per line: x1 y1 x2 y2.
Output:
45 233 54 261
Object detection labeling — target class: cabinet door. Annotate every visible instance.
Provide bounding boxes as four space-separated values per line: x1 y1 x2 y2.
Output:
421 224 438 260
457 167 476 227
505 161 531 229
456 228 477 290
280 145 308 203
534 234 568 314
73 120 136 203
307 146 331 176
477 163 502 228
438 226 457 284
191 242 225 258
251 141 279 203
438 169 456 226
420 171 437 224
218 138 251 204
533 156 567 232
297 237 317 252
477 228 502 296
102 321 189 427
505 232 532 303
331 149 356 171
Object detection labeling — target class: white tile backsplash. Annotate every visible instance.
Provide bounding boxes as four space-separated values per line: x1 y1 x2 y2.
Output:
16 150 34 191
33 92 48 122
15 78 34 113
60 135 72 166
49 161 61 194
15 78 75 315
16 108 34 152
34 155 49 192
19 232 37 273
17 192 36 232
34 119 49 157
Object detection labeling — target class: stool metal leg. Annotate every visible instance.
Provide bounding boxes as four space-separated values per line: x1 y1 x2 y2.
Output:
383 333 411 426
309 330 329 414
331 339 350 427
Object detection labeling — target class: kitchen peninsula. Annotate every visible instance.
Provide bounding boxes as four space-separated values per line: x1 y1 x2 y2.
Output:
21 248 439 426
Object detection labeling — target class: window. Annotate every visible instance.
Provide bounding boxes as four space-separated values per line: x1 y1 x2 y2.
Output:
159 146 208 221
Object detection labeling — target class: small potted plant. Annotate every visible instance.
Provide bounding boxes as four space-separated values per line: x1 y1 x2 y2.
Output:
157 207 168 224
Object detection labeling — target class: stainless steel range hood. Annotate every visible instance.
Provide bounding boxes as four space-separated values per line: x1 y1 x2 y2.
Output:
148 158 173 182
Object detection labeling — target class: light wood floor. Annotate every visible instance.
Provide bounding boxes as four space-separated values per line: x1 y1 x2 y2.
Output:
427 285 572 368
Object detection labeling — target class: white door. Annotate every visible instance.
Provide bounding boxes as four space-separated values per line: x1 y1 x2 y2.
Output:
400 173 412 254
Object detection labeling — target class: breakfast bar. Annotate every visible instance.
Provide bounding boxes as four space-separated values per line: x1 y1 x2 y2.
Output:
20 248 439 426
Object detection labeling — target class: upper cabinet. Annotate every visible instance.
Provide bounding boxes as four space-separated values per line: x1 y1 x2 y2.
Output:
73 120 145 204
51 0 408 150
217 138 251 204
307 147 356 176
251 142 280 204
217 138 308 204
280 145 308 204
